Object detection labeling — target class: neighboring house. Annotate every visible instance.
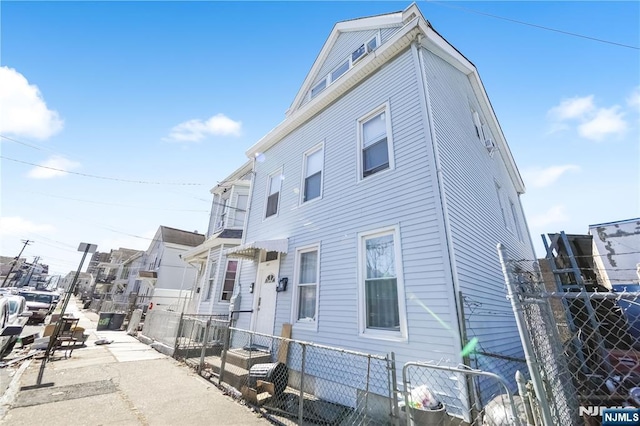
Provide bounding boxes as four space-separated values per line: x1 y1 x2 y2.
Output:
222 3 535 414
96 248 141 295
589 218 640 289
59 271 94 295
137 226 205 311
104 249 145 299
183 161 252 316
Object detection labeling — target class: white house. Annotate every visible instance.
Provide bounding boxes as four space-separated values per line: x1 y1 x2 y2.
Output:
210 3 536 416
183 161 252 316
138 226 205 311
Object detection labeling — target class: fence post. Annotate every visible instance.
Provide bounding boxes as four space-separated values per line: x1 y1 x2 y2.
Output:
173 312 185 354
389 352 400 426
198 318 212 374
219 319 232 386
298 343 306 424
497 243 553 426
516 370 537 426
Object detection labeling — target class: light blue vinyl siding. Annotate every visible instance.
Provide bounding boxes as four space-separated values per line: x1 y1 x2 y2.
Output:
422 49 534 363
241 47 461 365
301 26 403 109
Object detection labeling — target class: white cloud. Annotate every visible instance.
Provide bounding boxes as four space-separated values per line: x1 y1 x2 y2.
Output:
0 66 63 140
577 106 627 141
528 205 569 228
166 113 242 142
522 165 580 189
0 216 55 236
547 96 595 121
547 94 629 141
627 86 640 111
27 155 81 179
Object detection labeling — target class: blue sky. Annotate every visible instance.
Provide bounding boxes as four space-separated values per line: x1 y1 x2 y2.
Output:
1 1 638 276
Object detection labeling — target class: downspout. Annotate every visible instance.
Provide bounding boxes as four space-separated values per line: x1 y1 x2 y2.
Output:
412 35 467 361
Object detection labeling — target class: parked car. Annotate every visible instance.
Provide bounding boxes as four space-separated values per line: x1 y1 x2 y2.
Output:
18 290 56 324
0 295 32 356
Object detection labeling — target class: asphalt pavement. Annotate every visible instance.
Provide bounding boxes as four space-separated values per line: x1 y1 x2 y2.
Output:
0 298 272 425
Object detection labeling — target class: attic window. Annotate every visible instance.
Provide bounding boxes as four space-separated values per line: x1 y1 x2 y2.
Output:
352 44 366 63
331 60 349 82
311 79 327 99
367 37 378 52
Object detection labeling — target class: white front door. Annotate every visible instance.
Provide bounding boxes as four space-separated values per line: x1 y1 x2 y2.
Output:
252 259 279 336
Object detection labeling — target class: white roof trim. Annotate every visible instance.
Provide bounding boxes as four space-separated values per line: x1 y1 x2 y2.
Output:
288 11 406 115
225 239 289 260
248 3 525 194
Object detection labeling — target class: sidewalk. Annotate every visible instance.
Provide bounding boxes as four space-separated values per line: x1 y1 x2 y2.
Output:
0 299 271 425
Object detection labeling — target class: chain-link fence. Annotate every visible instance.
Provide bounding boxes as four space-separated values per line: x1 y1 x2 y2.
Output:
173 314 230 368
140 309 182 349
402 361 524 425
461 292 529 410
193 327 395 425
498 243 640 426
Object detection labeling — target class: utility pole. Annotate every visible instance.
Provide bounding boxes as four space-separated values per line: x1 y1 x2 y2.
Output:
23 256 40 288
1 239 32 287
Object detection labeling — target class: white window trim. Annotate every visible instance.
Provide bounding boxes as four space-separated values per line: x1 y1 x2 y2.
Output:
299 142 325 206
204 259 218 302
356 102 394 182
357 225 407 341
219 259 239 303
509 198 523 242
291 243 321 331
264 167 283 220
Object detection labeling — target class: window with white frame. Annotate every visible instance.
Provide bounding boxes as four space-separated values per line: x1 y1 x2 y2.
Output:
360 229 401 332
205 261 217 301
233 195 248 227
295 247 319 323
302 146 323 203
495 182 508 229
265 171 282 218
311 79 327 99
509 199 523 241
217 197 229 230
360 106 392 179
331 60 349 82
220 260 238 301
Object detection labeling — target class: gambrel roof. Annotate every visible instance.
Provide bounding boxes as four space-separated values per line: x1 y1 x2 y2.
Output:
246 3 526 194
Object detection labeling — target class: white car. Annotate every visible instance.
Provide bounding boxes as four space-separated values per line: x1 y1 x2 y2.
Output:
0 295 32 356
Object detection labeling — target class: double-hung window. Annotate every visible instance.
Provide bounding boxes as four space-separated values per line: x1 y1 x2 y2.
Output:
359 105 392 179
294 246 319 324
359 227 406 338
220 260 238 301
205 261 217 301
234 195 248 228
302 145 323 203
265 170 282 218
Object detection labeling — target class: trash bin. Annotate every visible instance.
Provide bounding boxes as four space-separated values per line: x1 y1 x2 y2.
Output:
97 312 114 331
110 313 126 330
248 362 288 395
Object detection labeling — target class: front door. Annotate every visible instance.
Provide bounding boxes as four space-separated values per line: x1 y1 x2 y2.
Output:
252 259 279 336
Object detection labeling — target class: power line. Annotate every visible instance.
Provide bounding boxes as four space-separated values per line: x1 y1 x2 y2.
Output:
25 191 210 213
427 0 639 50
0 155 204 186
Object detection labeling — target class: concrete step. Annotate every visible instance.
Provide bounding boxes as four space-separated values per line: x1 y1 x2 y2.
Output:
203 355 249 391
225 348 272 370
